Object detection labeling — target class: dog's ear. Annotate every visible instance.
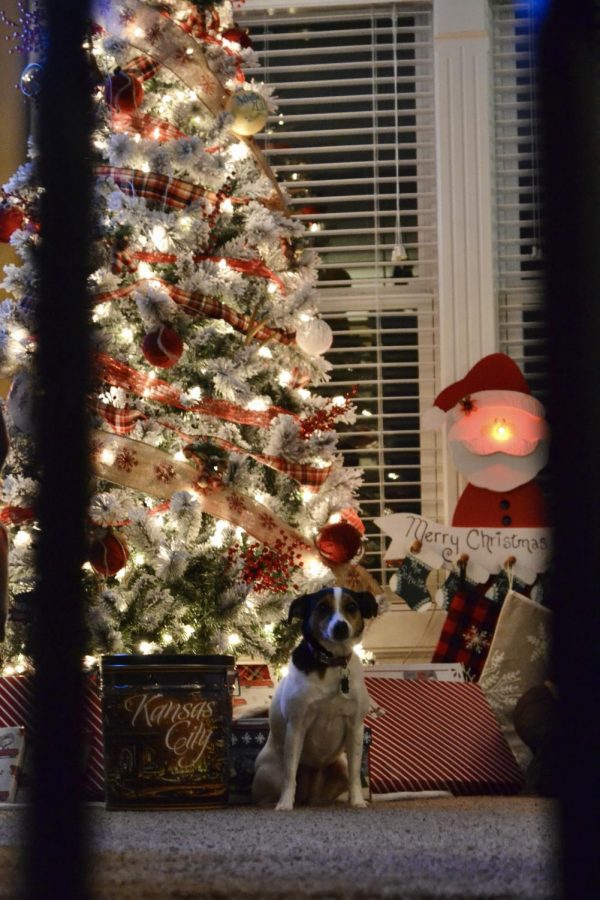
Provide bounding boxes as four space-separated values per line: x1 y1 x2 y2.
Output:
287 594 311 623
354 591 378 619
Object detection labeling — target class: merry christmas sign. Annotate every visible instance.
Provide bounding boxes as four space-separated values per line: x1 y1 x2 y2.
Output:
376 513 551 583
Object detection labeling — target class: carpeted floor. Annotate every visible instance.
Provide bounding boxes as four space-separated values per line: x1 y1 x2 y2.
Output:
0 796 559 899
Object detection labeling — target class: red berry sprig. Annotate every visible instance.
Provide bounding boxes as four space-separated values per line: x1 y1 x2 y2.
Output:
300 388 357 438
227 537 304 594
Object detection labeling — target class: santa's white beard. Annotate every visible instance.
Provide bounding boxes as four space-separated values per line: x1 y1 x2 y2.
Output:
450 440 549 492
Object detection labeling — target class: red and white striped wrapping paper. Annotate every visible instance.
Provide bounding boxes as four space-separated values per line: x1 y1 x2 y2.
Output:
0 673 104 800
365 678 523 796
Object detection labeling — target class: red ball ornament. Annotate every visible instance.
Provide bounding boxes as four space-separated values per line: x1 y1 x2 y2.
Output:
316 522 363 564
89 532 129 576
0 204 25 243
104 68 144 114
222 27 253 49
142 325 184 369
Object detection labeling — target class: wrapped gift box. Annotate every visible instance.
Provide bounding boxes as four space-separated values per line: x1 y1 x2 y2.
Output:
0 672 104 800
229 717 372 804
365 676 523 795
233 663 277 719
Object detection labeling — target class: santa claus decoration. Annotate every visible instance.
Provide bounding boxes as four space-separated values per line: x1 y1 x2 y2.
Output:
422 353 550 528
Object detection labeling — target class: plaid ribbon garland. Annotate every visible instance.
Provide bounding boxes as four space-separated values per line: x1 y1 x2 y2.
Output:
95 403 146 435
111 110 187 142
205 435 331 488
122 54 162 82
96 352 295 428
93 405 326 487
126 250 287 293
0 506 35 525
94 165 240 210
432 584 502 681
92 278 295 346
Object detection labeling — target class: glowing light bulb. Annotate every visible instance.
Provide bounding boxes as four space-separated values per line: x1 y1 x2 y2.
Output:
301 487 315 502
309 222 321 233
151 224 169 252
120 326 134 343
264 622 275 635
257 346 272 359
138 262 154 279
138 641 154 654
328 513 342 524
333 395 346 407
228 633 242 647
187 386 202 400
254 491 266 504
152 127 161 140
229 142 249 161
267 282 278 294
133 553 145 566
305 557 330 579
93 302 110 321
173 450 187 462
279 664 290 678
247 398 268 411
297 388 311 400
489 418 513 442
221 198 234 215
353 643 366 659
210 519 229 548
14 530 31 547
217 258 228 270
84 655 98 669
162 633 174 645
100 448 116 466
278 370 292 387
183 624 195 638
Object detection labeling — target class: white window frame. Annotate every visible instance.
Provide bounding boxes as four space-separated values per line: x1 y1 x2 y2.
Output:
242 0 531 660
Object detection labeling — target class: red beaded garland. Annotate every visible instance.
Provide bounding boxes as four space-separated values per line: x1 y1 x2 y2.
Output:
142 326 184 369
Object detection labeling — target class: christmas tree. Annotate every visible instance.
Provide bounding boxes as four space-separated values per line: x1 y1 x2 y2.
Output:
0 0 380 673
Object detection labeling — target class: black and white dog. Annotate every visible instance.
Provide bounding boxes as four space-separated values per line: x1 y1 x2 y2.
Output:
252 586 378 810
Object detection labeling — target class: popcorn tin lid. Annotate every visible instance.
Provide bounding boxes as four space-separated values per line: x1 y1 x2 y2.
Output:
102 654 235 666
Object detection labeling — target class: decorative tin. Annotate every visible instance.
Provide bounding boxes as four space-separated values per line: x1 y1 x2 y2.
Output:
101 654 236 810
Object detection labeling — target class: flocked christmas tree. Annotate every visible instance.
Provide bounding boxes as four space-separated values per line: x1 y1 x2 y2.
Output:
0 0 381 673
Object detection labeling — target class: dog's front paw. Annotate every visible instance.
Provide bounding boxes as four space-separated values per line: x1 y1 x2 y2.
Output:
350 795 369 809
275 794 295 811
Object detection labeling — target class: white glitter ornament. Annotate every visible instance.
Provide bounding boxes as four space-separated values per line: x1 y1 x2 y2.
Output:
295 319 333 356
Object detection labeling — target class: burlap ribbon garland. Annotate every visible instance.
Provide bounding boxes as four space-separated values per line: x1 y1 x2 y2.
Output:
90 427 380 594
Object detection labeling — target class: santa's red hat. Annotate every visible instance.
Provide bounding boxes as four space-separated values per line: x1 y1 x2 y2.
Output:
422 353 546 430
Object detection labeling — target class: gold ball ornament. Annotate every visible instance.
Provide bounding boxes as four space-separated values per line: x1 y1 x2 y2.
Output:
226 90 269 137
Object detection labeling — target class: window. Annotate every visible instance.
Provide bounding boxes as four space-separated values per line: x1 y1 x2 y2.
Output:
240 3 441 585
492 0 547 400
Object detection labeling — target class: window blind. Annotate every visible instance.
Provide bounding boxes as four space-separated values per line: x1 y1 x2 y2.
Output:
239 3 441 584
492 0 547 400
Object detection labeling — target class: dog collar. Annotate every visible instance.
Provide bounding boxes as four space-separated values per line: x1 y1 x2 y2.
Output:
304 638 351 669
